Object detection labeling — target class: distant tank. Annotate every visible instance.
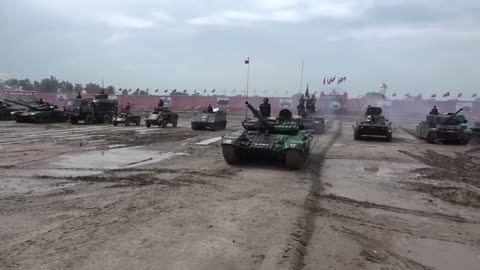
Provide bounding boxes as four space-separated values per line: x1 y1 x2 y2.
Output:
416 108 472 144
353 106 392 141
295 95 325 134
221 101 313 170
191 108 227 131
4 99 66 123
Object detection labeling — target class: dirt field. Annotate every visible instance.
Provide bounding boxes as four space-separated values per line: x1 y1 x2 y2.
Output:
1 115 479 270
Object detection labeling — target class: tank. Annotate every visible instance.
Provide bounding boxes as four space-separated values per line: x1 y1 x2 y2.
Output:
145 107 179 128
191 109 227 131
0 101 23 120
416 108 472 144
353 106 393 141
221 102 313 170
4 99 66 123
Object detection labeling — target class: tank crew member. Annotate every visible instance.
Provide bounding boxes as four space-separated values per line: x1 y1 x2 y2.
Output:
157 98 164 107
125 102 131 112
38 98 45 105
297 101 306 118
76 93 82 99
429 106 439 115
207 104 214 113
259 98 271 118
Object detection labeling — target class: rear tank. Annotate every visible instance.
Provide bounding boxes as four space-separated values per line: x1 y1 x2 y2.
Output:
221 102 313 169
353 107 392 141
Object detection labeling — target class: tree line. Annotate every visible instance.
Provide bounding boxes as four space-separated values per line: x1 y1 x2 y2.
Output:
0 76 114 94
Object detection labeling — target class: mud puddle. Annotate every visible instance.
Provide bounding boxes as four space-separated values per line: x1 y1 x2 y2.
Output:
39 147 188 177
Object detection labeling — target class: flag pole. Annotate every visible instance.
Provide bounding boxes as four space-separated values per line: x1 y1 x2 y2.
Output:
245 57 250 119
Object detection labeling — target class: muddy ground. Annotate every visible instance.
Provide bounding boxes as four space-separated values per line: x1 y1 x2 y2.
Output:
0 115 479 270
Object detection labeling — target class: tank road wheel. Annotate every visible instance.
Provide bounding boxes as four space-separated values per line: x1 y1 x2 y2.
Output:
161 120 168 128
85 114 94 125
145 121 151 128
125 119 130 126
386 132 392 142
354 130 361 140
285 150 305 170
426 132 437 144
222 145 240 165
103 114 112 124
459 137 471 145
172 120 178 127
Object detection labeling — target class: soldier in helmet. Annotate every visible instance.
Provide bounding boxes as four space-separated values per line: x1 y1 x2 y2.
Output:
76 92 82 99
259 98 271 118
157 98 164 108
125 102 131 113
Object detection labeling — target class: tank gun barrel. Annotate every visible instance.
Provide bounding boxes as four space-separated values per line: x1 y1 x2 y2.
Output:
445 108 463 124
245 101 272 129
3 99 35 109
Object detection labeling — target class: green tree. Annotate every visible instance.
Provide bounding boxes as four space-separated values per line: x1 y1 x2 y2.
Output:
121 89 129 95
4 78 19 88
38 76 59 92
85 83 100 93
59 80 74 93
74 84 83 93
33 80 40 90
18 79 34 90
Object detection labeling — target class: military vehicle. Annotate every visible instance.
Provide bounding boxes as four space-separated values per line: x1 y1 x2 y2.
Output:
416 108 472 144
64 95 118 124
191 109 227 130
0 101 23 120
353 106 392 141
5 99 66 123
221 101 313 170
145 107 178 128
113 112 141 126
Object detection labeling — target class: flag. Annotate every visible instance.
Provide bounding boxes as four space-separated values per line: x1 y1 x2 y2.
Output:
323 77 326 85
194 89 197 93
146 88 149 92
163 89 168 93
431 93 436 98
155 89 158 92
245 58 250 64
118 88 122 91
473 93 478 98
305 84 310 98
172 89 177 93
183 89 187 93
457 93 462 98
405 93 409 97
331 76 336 83
136 88 140 92
392 93 396 97
204 89 207 92
443 91 450 97
212 89 215 93
128 88 131 92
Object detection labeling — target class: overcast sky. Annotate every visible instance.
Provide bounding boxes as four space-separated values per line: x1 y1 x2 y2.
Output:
0 0 479 97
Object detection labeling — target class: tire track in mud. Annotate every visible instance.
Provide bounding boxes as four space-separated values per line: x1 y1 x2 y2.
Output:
276 121 342 270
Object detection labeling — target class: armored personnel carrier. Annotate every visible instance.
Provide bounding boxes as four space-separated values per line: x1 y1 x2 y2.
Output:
416 108 472 144
191 109 227 131
64 95 118 124
145 107 178 128
353 106 392 141
5 99 66 123
221 102 313 169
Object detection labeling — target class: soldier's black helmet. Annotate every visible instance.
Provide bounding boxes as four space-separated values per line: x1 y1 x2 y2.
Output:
263 98 269 103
